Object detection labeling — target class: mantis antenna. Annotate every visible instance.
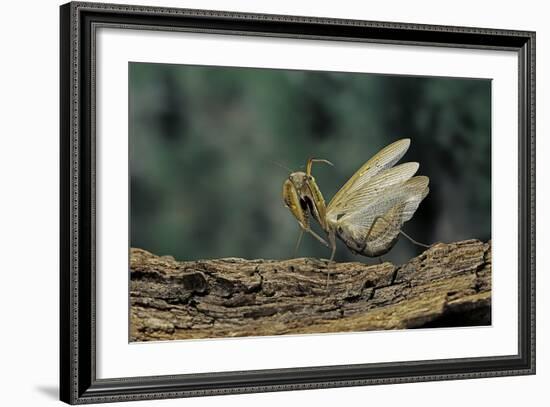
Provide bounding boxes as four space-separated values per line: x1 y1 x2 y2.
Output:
306 158 334 176
269 160 293 173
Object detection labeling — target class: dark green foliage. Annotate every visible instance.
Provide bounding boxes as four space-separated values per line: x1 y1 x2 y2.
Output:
129 63 491 264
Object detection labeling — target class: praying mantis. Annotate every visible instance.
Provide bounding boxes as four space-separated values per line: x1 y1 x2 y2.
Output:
283 138 430 263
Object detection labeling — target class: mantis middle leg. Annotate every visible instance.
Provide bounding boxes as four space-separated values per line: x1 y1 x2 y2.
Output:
295 224 330 252
325 230 337 289
364 215 430 249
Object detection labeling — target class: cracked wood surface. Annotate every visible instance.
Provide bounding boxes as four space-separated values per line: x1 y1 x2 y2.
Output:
130 239 491 341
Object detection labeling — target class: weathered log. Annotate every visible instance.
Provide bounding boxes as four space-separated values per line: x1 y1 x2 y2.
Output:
130 239 491 341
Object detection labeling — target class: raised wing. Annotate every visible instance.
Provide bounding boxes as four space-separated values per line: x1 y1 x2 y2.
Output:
340 175 429 228
327 138 411 215
327 161 419 221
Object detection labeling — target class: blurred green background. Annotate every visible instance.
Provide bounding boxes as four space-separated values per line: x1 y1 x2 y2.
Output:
129 62 491 265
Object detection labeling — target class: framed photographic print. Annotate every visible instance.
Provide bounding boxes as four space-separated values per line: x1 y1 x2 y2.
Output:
60 1 536 404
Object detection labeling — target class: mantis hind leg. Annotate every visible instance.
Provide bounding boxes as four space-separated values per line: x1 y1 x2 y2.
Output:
365 215 430 250
398 228 430 249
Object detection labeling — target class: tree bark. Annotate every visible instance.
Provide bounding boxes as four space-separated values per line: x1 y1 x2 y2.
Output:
130 239 491 341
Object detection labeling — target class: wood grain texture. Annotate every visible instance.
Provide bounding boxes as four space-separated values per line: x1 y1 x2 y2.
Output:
130 239 491 341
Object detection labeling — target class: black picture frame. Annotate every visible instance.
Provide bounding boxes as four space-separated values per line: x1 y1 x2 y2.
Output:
60 1 536 404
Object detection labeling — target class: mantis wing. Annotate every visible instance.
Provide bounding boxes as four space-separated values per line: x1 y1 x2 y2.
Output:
328 139 411 212
327 138 411 216
334 176 429 256
327 161 420 222
341 176 429 228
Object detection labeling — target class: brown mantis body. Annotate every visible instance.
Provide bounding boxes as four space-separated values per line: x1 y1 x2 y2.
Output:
283 139 430 263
